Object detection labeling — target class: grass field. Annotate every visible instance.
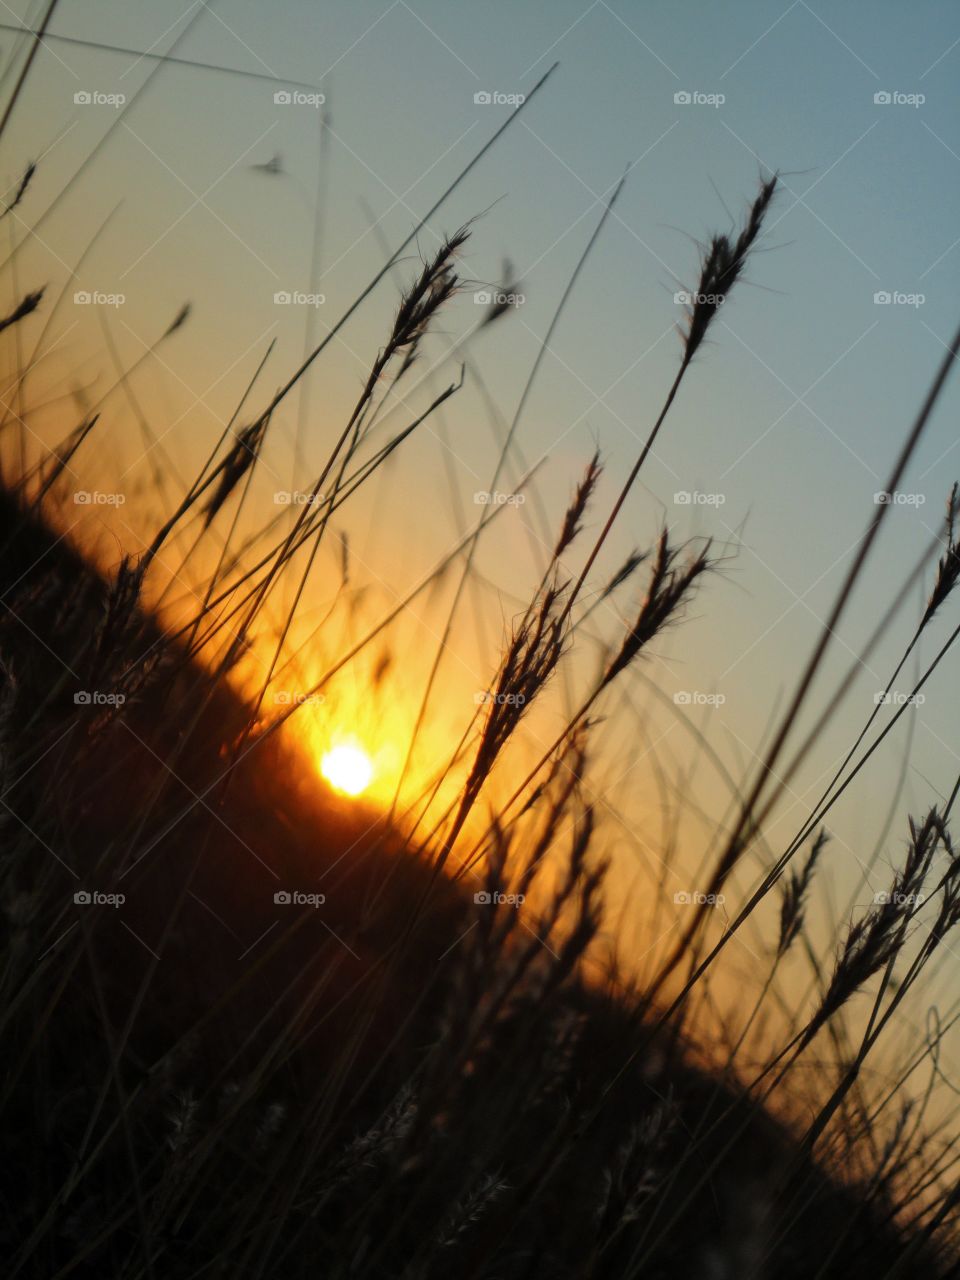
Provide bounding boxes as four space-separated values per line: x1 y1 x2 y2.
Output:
2 8 960 1277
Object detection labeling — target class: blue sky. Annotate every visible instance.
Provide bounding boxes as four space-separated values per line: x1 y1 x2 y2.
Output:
5 0 960 1020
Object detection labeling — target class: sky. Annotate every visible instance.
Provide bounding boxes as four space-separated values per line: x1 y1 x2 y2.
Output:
4 0 960 1044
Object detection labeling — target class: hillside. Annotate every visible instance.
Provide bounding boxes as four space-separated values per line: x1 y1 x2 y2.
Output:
0 487 947 1279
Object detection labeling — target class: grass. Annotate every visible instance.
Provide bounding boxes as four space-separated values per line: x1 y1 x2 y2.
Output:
1 20 960 1278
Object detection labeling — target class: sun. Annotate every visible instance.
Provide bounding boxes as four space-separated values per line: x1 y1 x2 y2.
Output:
320 743 374 797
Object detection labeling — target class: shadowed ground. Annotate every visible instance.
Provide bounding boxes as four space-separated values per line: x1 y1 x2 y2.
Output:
0 487 948 1278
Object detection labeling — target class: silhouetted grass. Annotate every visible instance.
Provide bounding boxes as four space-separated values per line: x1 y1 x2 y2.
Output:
0 30 959 1280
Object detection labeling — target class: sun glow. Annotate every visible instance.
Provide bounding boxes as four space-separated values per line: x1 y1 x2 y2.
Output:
320 742 374 797
262 645 474 816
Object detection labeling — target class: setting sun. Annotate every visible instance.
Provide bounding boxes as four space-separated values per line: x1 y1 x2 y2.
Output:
320 743 374 797
7 4 958 1270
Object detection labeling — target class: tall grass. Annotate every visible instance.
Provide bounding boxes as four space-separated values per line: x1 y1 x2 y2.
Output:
0 18 959 1279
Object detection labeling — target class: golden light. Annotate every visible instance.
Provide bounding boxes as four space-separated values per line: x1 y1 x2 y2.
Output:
320 742 374 797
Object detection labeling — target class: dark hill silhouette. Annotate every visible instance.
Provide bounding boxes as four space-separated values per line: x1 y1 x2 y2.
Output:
0 489 947 1279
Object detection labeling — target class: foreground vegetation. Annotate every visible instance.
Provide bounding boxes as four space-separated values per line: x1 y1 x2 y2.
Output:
1 19 960 1278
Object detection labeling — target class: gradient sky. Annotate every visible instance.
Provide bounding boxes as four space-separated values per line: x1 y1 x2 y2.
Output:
5 1 960 1046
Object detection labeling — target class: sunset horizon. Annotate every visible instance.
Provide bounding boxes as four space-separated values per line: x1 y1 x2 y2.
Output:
1 4 959 1277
